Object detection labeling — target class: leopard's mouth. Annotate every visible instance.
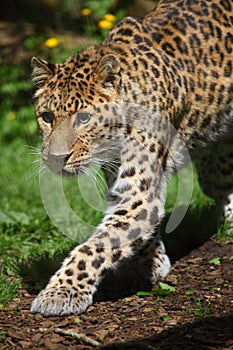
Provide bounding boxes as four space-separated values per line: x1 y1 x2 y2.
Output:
43 151 91 177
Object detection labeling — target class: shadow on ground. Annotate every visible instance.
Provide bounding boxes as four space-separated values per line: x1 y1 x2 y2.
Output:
100 315 233 349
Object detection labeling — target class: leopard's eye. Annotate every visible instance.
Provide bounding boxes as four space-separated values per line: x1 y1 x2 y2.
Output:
74 112 92 127
41 111 54 124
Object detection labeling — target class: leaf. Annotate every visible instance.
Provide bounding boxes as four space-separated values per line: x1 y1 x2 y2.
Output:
136 291 154 297
123 298 131 303
208 257 221 266
229 256 233 263
185 289 195 295
163 315 171 321
158 282 176 292
153 282 176 297
74 317 82 324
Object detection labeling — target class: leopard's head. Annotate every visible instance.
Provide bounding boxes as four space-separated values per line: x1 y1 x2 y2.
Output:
32 46 125 176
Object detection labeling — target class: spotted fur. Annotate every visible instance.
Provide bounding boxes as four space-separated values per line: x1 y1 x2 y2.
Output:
31 0 233 316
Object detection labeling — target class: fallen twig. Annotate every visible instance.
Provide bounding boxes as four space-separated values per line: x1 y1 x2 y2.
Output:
39 327 101 347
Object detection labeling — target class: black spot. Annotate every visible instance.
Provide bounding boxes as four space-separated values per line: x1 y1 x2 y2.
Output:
78 284 85 289
114 209 128 216
150 207 158 225
173 86 179 100
77 272 88 281
158 143 165 158
87 279 95 285
97 231 109 239
174 36 188 55
117 28 133 37
111 237 121 249
66 279 73 285
127 153 136 162
121 167 136 178
195 94 202 102
171 20 186 35
224 61 232 77
76 73 84 79
112 222 129 230
138 44 150 52
149 143 156 152
128 227 141 240
77 260 86 270
134 34 142 44
131 237 143 250
112 251 122 263
162 42 175 58
152 32 163 43
211 70 219 79
132 200 143 210
95 242 105 253
79 245 93 256
139 178 151 191
201 115 212 129
121 223 130 230
65 269 74 276
135 209 147 221
151 66 160 78
144 37 152 47
208 93 215 104
146 53 160 66
92 256 105 269
139 57 148 69
224 33 233 54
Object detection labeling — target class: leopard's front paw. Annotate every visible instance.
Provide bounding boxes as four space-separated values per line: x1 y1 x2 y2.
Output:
31 285 93 316
150 241 171 281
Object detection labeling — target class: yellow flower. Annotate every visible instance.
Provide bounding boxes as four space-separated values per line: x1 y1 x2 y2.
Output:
44 37 59 48
7 112 16 120
98 20 113 30
103 13 116 22
81 8 92 16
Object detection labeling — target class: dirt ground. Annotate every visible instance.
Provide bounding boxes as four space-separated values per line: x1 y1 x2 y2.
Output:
0 238 232 350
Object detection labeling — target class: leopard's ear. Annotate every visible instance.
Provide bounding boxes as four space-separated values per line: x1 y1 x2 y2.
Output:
31 57 56 88
95 54 120 83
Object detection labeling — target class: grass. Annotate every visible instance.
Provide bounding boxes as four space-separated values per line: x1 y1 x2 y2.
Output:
0 59 232 307
0 62 103 306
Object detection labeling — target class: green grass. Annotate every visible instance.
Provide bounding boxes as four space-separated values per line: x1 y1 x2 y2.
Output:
0 62 103 306
0 61 232 307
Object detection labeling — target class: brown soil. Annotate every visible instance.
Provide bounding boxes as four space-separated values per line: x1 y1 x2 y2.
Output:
0 239 232 350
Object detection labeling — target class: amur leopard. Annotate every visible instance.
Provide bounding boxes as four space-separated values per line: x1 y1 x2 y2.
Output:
31 0 233 316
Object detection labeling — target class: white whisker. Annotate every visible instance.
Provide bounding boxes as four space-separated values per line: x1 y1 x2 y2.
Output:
26 161 45 181
25 145 42 156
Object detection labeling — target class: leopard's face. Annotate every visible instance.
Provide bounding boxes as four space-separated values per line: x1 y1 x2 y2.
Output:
32 47 125 175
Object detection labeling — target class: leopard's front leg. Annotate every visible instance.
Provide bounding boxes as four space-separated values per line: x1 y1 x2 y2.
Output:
31 127 171 316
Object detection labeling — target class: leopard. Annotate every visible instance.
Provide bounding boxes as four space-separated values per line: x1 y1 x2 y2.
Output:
30 0 233 316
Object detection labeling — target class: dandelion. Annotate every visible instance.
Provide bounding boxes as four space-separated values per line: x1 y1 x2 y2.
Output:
7 112 16 120
81 8 92 16
103 14 116 22
98 20 114 30
44 37 59 48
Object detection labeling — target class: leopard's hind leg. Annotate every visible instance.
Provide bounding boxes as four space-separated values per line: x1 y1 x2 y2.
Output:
195 130 233 232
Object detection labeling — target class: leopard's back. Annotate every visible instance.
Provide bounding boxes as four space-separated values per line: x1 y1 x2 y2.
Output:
105 0 233 145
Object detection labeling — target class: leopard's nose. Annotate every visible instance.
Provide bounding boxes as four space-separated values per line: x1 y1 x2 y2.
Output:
48 152 71 162
45 152 73 174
